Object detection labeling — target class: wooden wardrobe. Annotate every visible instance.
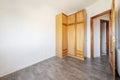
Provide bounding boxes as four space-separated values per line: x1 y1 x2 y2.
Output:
56 10 86 60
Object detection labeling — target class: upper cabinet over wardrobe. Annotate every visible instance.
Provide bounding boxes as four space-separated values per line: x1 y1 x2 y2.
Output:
76 10 85 23
68 14 75 25
62 14 67 24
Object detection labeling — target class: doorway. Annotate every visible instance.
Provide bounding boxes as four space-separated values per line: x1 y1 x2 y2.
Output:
100 20 109 56
90 10 111 58
90 5 116 80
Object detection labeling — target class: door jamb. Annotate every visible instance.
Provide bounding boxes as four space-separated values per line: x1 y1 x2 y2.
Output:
100 20 109 56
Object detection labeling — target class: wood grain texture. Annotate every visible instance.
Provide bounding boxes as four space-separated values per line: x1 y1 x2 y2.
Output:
56 14 63 58
62 25 68 50
91 10 111 19
110 0 116 79
68 14 75 25
62 14 67 24
0 56 113 80
56 13 68 58
62 25 68 56
67 25 75 56
76 23 84 59
76 10 85 23
75 10 85 60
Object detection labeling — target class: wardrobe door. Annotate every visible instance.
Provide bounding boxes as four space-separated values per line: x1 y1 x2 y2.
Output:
62 25 68 56
68 25 75 56
76 23 84 60
56 14 62 58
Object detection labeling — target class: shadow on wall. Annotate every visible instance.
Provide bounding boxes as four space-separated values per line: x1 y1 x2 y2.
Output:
116 49 120 80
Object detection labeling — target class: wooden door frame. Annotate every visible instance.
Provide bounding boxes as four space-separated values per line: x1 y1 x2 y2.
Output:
90 9 111 58
111 0 116 79
100 20 109 56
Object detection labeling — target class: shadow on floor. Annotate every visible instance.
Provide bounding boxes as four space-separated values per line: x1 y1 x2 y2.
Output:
116 70 120 80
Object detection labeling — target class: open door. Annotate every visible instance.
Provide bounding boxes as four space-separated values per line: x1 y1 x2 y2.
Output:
110 0 116 80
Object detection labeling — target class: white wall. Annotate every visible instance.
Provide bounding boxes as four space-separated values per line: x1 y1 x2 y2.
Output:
116 0 120 48
102 22 106 54
115 0 119 49
85 0 112 58
0 0 59 77
93 14 109 57
116 0 120 73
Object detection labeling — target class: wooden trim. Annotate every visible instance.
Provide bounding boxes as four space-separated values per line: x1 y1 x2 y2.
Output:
106 21 109 55
62 49 68 51
67 23 75 26
68 13 76 16
91 10 111 19
75 13 77 56
67 54 84 60
62 13 68 17
100 20 102 57
68 22 84 26
68 9 85 16
76 22 84 24
75 9 85 15
90 18 94 58
111 0 116 79
62 23 67 26
90 10 111 59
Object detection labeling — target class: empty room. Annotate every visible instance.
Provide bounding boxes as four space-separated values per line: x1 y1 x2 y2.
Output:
0 0 119 80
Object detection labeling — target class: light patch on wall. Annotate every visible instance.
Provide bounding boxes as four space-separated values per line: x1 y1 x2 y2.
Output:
0 0 59 77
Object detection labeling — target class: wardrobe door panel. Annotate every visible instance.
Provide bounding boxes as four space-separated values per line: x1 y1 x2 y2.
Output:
62 25 68 56
76 23 84 59
68 25 75 56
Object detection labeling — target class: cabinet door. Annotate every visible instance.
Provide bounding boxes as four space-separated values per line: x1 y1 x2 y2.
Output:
76 11 84 23
68 14 75 25
76 23 84 60
62 25 68 56
62 14 67 24
68 25 75 56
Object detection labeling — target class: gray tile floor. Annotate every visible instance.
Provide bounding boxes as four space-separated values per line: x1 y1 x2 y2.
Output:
0 56 112 80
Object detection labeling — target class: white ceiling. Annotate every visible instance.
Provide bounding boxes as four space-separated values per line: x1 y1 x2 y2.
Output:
45 0 99 14
0 0 99 15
